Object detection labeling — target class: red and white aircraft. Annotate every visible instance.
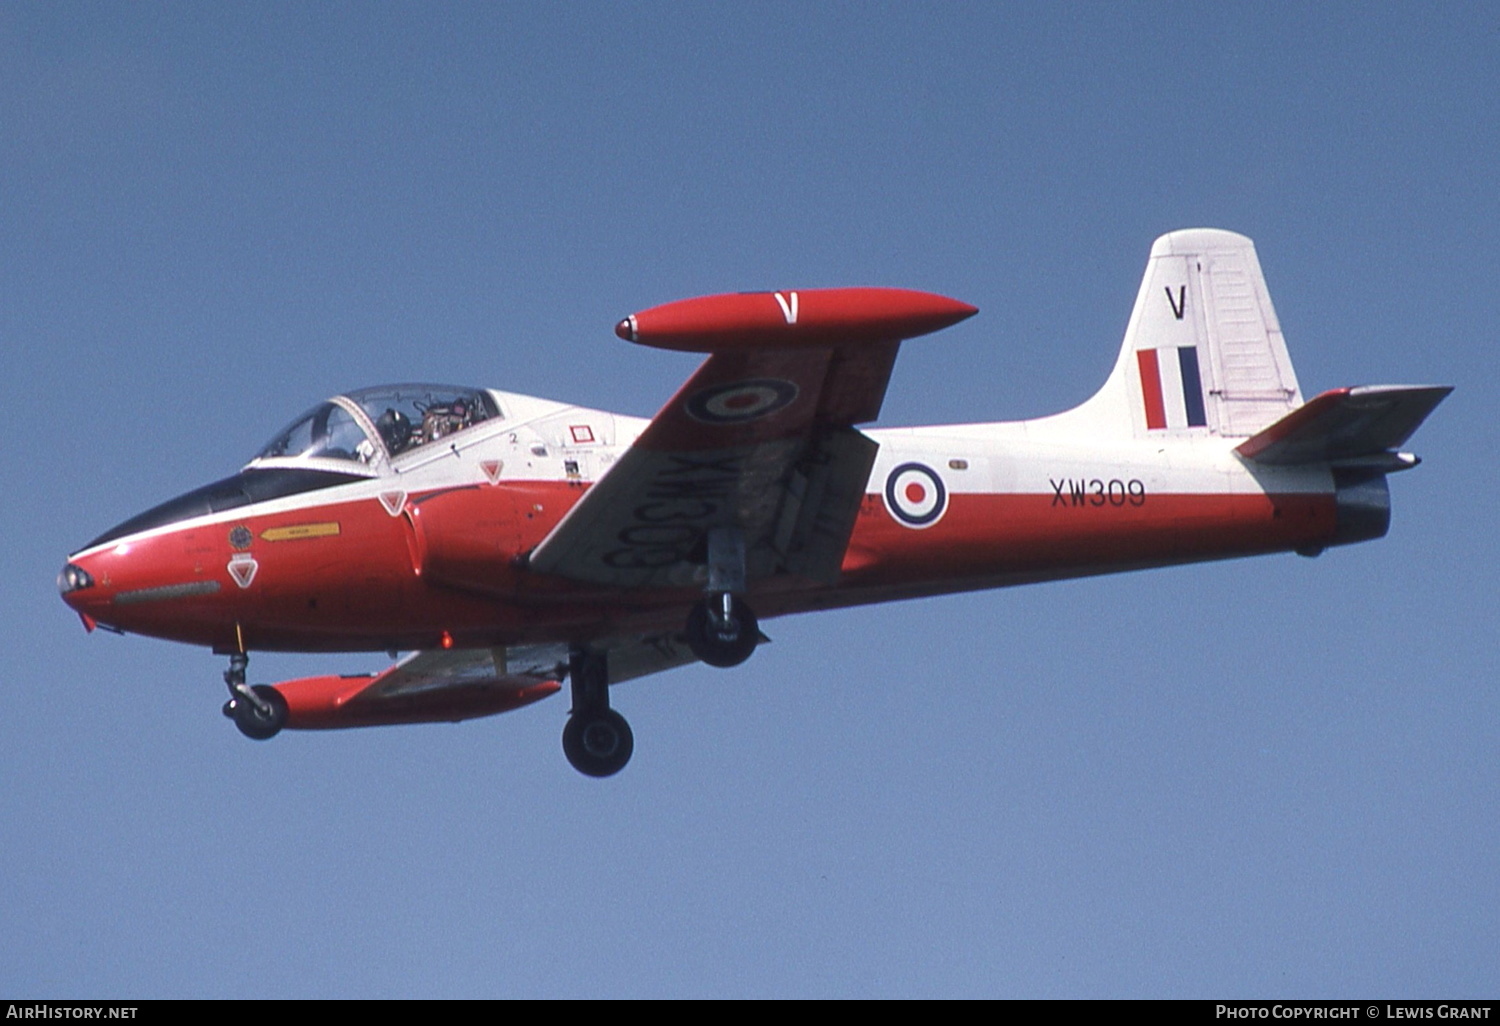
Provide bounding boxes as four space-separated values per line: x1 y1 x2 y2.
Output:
59 230 1449 776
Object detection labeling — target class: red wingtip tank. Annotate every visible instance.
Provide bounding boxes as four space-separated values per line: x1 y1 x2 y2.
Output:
271 674 562 729
615 287 977 352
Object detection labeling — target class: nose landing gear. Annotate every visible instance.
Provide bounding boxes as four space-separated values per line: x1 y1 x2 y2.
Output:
221 652 288 741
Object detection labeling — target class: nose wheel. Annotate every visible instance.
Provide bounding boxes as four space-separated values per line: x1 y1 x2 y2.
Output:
221 652 288 741
224 685 288 740
562 648 633 777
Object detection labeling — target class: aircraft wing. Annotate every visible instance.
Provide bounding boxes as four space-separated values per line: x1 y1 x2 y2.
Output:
526 288 976 590
271 633 700 729
1235 385 1452 466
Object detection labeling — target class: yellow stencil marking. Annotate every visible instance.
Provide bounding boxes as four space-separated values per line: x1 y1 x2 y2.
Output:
260 522 341 542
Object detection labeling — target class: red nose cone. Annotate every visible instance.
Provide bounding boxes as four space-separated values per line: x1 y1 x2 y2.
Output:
614 317 636 342
58 553 122 633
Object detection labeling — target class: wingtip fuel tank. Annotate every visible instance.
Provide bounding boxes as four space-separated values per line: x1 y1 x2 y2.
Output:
618 286 977 353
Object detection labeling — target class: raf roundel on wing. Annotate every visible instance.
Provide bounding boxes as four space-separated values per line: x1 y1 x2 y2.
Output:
684 379 800 424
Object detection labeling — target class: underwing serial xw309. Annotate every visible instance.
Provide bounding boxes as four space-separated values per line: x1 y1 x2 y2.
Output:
59 230 1450 777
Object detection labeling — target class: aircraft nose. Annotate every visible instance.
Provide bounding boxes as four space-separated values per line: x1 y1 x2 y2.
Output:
58 558 103 629
58 560 95 602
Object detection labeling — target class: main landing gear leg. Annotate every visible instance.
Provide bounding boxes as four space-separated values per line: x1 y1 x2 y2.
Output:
684 527 760 668
221 651 287 741
561 648 633 777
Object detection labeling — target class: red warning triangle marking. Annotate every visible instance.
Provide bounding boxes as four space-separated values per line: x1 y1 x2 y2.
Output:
378 490 407 516
228 555 259 589
480 459 503 484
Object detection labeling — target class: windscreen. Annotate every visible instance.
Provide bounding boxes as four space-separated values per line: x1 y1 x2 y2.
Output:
256 401 380 465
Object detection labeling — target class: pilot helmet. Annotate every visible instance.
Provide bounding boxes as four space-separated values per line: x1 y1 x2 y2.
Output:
375 408 412 452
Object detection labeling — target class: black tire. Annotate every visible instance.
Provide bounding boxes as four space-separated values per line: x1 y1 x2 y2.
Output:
684 596 759 668
231 684 288 741
562 709 634 777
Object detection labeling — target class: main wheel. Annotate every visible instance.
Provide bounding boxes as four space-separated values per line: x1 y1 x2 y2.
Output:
230 684 288 741
562 709 634 777
685 595 759 668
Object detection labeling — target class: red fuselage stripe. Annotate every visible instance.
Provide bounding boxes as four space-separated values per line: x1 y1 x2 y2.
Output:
65 482 1337 653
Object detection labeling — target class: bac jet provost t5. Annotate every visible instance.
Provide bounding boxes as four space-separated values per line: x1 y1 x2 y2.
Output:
59 230 1450 777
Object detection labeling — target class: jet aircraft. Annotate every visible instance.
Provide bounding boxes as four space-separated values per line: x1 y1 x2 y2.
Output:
59 230 1450 776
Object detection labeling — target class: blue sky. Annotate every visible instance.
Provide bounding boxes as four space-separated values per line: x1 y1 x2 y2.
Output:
2 3 1495 997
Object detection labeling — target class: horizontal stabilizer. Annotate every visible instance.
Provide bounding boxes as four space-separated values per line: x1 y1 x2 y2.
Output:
1235 385 1452 465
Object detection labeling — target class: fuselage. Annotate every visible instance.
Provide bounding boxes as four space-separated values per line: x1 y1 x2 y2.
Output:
60 384 1347 655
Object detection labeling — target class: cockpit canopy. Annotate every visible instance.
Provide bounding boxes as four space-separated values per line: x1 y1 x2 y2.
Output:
251 384 501 472
78 384 503 552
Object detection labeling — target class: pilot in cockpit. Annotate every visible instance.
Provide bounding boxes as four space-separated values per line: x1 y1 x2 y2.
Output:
421 398 472 443
375 408 414 456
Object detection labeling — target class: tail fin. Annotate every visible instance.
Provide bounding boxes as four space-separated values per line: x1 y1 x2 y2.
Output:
1053 229 1303 439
